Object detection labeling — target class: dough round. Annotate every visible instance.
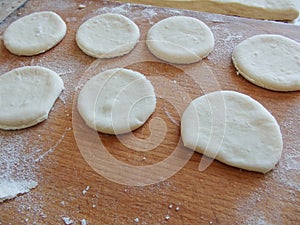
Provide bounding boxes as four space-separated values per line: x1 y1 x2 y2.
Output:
3 11 67 56
232 34 300 91
76 13 140 58
77 68 156 134
181 91 283 173
0 66 64 130
146 16 214 64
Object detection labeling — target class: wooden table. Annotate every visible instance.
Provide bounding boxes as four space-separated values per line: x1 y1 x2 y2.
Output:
0 0 299 224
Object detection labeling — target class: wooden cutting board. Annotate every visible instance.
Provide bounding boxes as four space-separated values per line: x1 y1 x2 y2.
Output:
0 0 299 224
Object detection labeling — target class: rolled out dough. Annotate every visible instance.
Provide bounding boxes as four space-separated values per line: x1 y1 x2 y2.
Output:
3 11 67 56
76 13 140 59
77 68 156 134
117 0 299 21
181 91 283 173
146 16 214 64
0 66 64 130
232 34 300 92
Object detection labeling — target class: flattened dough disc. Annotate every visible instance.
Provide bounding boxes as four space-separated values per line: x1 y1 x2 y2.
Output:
3 11 67 56
76 13 140 59
77 68 156 134
146 16 214 64
181 91 283 173
0 66 64 130
232 34 300 91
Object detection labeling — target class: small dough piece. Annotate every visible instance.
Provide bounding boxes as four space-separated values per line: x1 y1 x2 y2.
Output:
146 16 214 64
0 66 64 130
232 34 300 91
3 11 67 56
181 91 283 173
77 68 156 134
76 13 140 58
0 180 38 203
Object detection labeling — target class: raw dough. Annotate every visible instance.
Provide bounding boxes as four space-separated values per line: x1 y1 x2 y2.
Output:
77 68 156 134
3 11 67 56
232 34 300 91
146 16 214 64
117 0 299 21
181 91 283 173
0 66 64 130
76 13 140 58
0 180 37 203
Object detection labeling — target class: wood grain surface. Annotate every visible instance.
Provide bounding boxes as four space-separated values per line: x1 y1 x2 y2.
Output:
0 0 299 224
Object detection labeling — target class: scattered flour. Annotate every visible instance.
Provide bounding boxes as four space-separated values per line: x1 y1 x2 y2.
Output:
34 127 69 162
95 3 182 25
0 1 299 225
66 17 77 23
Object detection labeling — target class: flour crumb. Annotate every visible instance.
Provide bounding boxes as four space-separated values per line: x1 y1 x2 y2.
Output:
61 201 65 206
40 212 47 218
134 217 139 223
165 215 170 220
92 204 96 208
62 216 74 225
82 185 90 195
81 219 87 225
175 206 180 211
168 204 173 209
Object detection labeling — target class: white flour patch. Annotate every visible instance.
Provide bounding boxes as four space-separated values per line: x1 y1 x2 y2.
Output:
98 3 132 15
235 187 274 225
95 3 158 24
0 132 39 183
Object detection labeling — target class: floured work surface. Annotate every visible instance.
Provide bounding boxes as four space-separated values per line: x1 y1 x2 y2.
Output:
0 0 299 224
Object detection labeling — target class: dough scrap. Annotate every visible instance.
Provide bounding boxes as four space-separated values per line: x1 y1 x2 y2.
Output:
3 11 67 56
146 16 214 64
232 34 300 92
0 180 38 203
77 68 156 134
76 13 140 58
0 66 64 130
181 91 283 173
